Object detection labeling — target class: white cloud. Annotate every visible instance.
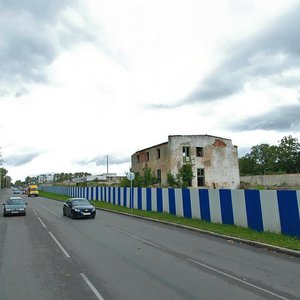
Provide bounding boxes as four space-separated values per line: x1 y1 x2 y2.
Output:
1 0 300 182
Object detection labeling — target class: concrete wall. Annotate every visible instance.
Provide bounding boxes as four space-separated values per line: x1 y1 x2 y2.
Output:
241 174 300 187
40 185 300 238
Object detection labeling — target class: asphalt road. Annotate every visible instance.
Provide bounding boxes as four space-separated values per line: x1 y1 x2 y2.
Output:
0 189 299 300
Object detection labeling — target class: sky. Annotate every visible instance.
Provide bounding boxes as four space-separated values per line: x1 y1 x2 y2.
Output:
1 0 300 182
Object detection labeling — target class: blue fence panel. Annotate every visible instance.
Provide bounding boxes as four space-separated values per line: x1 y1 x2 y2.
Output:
157 188 163 213
118 187 121 205
91 187 94 200
108 187 111 203
244 190 264 232
219 189 234 225
277 190 300 237
146 188 152 211
112 187 116 205
182 188 192 218
96 187 99 201
123 187 127 207
199 189 211 222
168 188 176 215
138 188 142 210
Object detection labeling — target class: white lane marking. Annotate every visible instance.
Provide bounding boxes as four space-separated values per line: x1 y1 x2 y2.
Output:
35 202 62 218
37 216 47 229
80 273 105 300
33 210 38 216
116 228 162 249
48 231 71 258
188 259 289 300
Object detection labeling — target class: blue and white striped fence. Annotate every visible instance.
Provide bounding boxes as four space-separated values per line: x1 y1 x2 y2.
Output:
40 186 300 238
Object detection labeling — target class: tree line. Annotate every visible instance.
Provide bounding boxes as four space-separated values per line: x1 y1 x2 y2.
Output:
239 135 300 176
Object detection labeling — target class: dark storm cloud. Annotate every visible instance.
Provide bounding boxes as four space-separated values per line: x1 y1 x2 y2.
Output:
0 0 94 97
180 3 300 105
77 155 130 167
230 103 300 132
5 152 42 167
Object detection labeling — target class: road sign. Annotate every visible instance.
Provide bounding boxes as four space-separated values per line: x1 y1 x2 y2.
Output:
126 172 135 181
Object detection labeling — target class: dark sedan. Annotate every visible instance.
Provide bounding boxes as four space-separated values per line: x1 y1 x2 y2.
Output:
63 198 96 219
3 197 27 216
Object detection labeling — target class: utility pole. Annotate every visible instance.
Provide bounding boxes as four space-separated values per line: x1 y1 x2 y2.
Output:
107 155 109 174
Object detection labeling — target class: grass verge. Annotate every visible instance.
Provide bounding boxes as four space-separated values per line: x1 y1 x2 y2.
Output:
39 190 300 251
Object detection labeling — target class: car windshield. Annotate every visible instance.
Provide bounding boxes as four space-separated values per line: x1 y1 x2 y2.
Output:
7 199 24 205
72 199 90 206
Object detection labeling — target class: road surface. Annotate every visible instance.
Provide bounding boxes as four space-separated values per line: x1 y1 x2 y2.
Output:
0 189 299 299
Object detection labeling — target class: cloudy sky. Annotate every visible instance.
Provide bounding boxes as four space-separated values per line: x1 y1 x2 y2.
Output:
1 0 300 182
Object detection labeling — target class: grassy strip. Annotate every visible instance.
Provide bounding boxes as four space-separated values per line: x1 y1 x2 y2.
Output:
39 190 300 251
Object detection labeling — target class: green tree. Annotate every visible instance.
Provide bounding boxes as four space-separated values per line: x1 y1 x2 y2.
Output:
178 163 194 188
14 179 22 187
277 135 300 173
166 171 180 188
0 167 8 189
25 176 32 185
239 154 255 176
239 135 300 175
142 167 158 187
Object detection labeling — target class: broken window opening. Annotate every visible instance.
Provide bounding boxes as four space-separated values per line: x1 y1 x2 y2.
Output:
197 168 205 187
196 147 203 157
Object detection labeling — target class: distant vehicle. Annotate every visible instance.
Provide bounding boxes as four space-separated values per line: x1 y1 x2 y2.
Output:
13 188 21 194
3 197 27 217
27 185 39 197
63 198 96 219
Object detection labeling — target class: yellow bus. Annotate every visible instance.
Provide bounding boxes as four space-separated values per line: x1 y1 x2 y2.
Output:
27 185 39 197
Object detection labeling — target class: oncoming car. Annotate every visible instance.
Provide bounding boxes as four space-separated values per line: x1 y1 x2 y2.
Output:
63 198 96 219
3 197 27 217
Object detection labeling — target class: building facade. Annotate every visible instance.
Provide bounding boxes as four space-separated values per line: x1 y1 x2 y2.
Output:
38 173 54 184
131 135 240 189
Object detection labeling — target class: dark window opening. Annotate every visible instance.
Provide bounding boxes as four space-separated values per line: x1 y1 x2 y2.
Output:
157 148 161 159
146 152 149 161
157 169 161 183
196 147 203 157
197 168 205 187
137 155 140 163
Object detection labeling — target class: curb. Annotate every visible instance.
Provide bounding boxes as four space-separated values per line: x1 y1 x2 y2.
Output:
98 207 300 258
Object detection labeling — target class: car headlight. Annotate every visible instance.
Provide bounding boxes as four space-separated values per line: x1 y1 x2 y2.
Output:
19 208 25 211
73 208 80 212
5 208 11 211
91 207 95 212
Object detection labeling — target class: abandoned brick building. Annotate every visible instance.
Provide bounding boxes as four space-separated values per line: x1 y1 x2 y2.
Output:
131 135 240 189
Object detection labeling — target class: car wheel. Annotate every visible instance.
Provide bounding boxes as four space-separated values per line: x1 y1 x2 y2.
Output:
90 214 95 219
70 211 75 219
63 209 66 216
